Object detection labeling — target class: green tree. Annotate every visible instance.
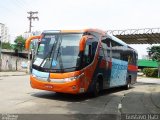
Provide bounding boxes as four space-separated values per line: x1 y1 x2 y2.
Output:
14 35 26 52
2 42 12 50
147 45 160 77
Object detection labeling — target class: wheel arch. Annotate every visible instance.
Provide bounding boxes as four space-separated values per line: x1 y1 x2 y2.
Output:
96 73 104 90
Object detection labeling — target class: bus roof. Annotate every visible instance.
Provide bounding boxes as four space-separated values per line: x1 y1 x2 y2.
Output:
42 29 106 35
41 29 137 52
106 33 128 47
106 34 138 54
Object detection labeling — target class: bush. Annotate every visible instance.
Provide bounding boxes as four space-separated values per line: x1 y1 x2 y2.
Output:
143 68 158 77
2 42 12 50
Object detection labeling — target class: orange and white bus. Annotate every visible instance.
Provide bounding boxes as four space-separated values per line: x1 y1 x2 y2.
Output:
25 29 138 96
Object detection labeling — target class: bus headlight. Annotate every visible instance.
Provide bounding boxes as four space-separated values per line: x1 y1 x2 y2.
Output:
32 74 48 81
50 73 84 83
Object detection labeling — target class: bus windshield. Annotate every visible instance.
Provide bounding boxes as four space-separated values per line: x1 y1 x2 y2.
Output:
33 33 83 72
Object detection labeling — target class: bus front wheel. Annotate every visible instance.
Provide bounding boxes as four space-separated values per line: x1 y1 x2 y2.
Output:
92 80 100 97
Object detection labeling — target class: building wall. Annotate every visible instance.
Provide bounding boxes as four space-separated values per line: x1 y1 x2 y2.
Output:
1 53 28 72
0 24 9 43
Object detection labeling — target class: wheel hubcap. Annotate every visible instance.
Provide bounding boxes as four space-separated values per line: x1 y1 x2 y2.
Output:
128 83 130 88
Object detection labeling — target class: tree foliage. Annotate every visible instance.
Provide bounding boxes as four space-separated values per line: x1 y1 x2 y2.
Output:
14 35 26 51
2 42 12 50
147 45 160 77
147 45 160 62
143 68 158 77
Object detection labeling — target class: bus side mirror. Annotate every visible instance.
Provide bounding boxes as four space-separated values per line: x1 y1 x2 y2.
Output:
25 35 41 50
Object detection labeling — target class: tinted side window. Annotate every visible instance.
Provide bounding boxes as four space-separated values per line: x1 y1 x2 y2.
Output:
128 54 133 64
83 38 98 66
111 40 123 60
101 38 111 61
121 50 137 65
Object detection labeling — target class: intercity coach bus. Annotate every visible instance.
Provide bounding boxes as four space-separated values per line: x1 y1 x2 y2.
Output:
25 29 138 96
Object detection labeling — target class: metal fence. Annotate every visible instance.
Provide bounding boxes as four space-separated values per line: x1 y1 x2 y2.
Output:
106 28 160 35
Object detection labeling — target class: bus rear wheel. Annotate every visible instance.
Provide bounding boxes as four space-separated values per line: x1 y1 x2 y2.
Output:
125 82 131 89
125 76 131 90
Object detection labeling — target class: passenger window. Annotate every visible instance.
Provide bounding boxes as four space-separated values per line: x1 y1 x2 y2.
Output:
83 38 98 66
84 44 91 64
128 55 133 64
101 38 111 61
84 44 89 56
111 40 122 59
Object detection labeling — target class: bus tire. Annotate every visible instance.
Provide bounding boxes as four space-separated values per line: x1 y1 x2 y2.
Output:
92 80 100 97
125 76 131 90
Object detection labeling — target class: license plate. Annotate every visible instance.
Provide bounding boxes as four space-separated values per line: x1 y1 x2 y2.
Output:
44 84 53 89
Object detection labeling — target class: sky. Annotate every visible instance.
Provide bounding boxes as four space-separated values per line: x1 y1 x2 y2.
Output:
0 0 160 58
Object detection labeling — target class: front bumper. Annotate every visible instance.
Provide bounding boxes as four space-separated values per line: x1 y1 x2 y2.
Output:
30 75 84 94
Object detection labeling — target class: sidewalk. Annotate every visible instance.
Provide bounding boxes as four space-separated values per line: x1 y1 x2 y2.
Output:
137 76 160 84
0 71 29 77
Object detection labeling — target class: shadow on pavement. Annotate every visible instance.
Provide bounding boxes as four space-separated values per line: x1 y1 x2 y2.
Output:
31 86 134 102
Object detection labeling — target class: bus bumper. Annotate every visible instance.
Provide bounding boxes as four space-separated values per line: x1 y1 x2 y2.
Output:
30 75 85 94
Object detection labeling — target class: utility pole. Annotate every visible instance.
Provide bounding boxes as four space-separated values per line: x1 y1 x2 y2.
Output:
27 11 39 33
27 11 39 73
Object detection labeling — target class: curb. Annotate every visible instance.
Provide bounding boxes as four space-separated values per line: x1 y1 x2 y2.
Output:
0 74 29 77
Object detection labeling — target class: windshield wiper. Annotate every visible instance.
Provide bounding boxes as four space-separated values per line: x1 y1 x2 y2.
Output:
55 35 64 72
39 39 58 67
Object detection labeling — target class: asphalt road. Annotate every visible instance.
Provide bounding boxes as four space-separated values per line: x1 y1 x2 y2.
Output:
0 75 160 120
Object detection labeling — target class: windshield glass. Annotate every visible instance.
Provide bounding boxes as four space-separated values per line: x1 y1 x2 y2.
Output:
33 33 83 72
